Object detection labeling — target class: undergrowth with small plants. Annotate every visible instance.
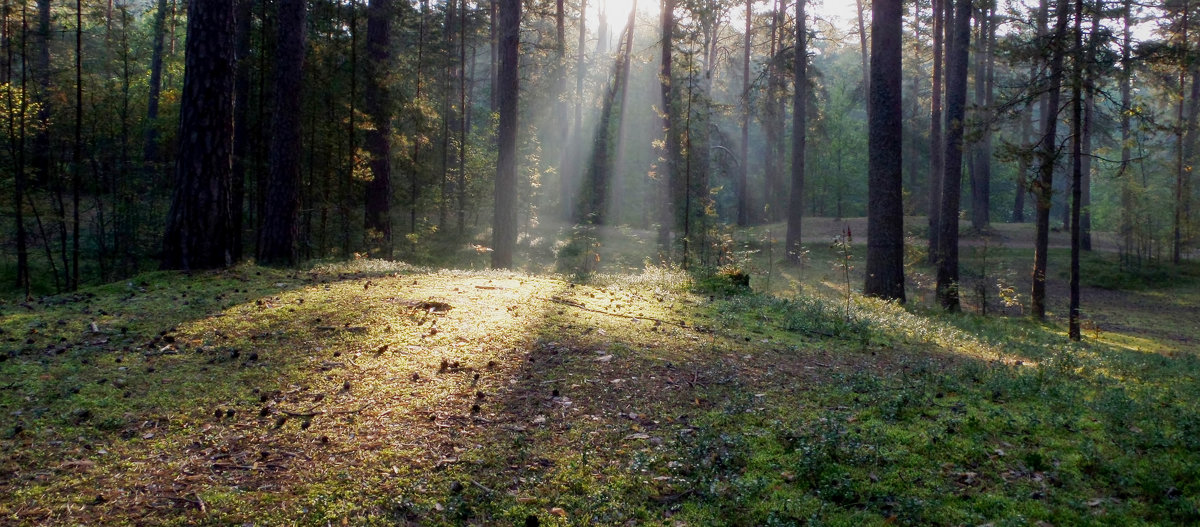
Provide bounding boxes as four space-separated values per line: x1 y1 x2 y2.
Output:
1 252 1198 525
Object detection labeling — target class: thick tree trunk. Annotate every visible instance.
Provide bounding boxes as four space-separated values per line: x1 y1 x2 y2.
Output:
491 0 520 268
258 0 306 266
231 0 253 261
161 0 237 270
1031 0 1070 320
864 0 905 302
786 0 806 262
762 0 784 222
363 0 393 256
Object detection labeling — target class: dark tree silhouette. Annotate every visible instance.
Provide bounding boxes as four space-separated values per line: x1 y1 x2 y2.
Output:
161 0 236 270
258 0 306 266
1031 0 1070 320
492 0 520 268
785 0 806 262
864 0 905 302
363 0 393 256
936 0 971 310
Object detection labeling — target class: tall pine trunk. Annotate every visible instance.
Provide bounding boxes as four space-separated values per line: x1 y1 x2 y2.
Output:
738 0 752 226
935 0 971 310
232 0 254 261
864 0 906 302
1031 0 1070 320
785 0 806 261
1069 0 1083 340
258 0 306 266
363 0 393 256
161 0 237 270
492 0 520 268
929 0 945 263
657 0 675 250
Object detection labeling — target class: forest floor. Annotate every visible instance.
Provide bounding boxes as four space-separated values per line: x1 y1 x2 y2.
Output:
2 222 1199 525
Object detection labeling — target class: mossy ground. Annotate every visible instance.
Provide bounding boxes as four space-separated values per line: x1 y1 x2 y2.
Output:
2 223 1199 525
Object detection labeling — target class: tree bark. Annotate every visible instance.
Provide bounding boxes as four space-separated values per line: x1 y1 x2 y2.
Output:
1031 0 1070 320
738 0 752 227
864 0 905 302
363 0 393 256
970 3 994 231
492 0 520 268
1119 0 1133 263
786 0 806 262
657 0 675 250
161 0 237 270
231 0 253 261
936 0 971 310
258 0 306 266
144 0 170 167
929 0 945 263
1069 0 1083 340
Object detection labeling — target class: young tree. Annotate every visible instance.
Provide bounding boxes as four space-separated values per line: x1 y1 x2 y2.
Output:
258 0 306 266
161 0 237 270
492 0 519 268
363 0 393 256
864 0 905 302
936 0 971 310
785 0 806 262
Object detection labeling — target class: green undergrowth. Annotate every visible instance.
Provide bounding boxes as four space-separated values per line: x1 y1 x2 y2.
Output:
1 259 1198 525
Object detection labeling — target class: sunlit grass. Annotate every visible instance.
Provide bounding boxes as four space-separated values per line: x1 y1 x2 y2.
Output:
2 247 1199 524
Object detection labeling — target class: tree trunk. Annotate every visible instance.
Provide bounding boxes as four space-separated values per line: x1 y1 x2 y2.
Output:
31 0 49 185
1119 0 1132 264
363 0 393 256
856 0 870 115
657 0 675 250
1031 0 1070 320
1069 0 1083 340
929 0 945 263
258 0 305 266
492 0 520 268
763 0 784 222
935 0 971 310
232 0 253 261
7 1 30 294
72 0 82 289
1080 1 1098 251
144 0 170 167
785 0 806 262
161 0 237 270
970 4 994 231
864 0 905 302
738 0 752 227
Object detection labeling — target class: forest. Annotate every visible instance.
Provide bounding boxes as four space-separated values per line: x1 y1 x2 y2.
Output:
1 0 1199 524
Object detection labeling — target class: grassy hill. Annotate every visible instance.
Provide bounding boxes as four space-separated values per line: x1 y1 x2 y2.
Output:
2 230 1199 525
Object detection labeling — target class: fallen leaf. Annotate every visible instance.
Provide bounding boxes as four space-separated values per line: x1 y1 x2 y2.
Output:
550 507 566 518
624 433 650 440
